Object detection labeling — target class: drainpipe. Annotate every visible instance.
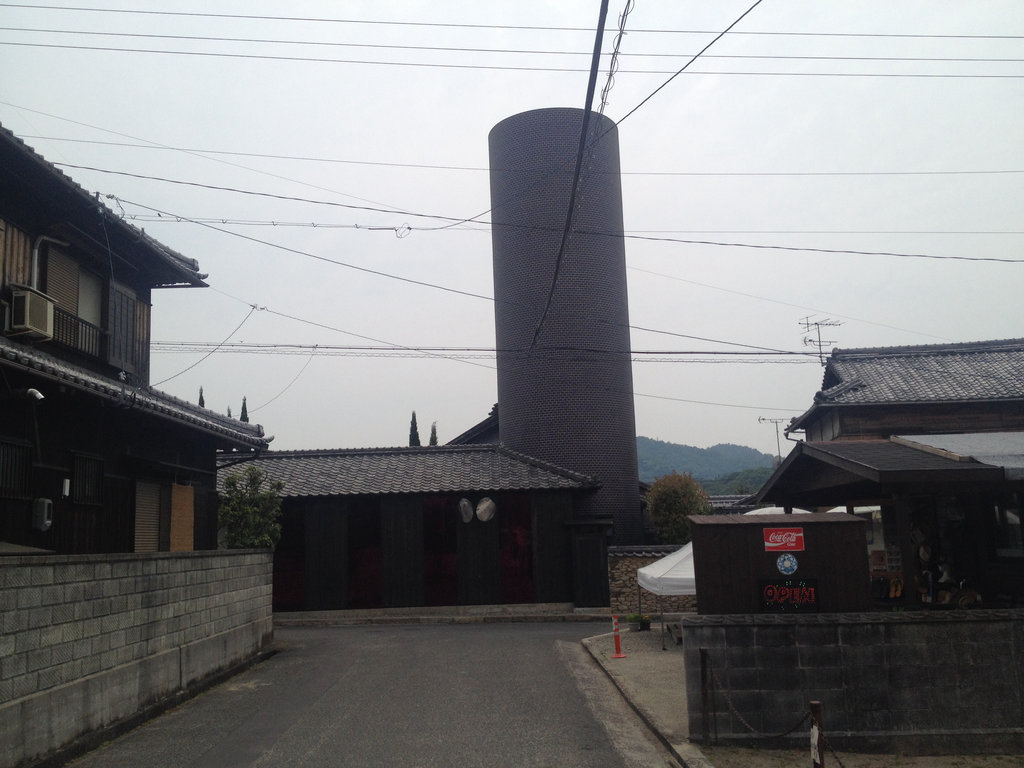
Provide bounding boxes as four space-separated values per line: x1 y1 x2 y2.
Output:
30 235 69 290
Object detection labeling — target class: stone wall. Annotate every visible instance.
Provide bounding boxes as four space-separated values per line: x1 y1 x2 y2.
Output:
0 550 273 768
608 546 697 616
681 609 1024 754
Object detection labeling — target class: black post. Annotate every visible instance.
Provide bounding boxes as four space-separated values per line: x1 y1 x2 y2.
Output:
810 700 824 768
700 648 710 745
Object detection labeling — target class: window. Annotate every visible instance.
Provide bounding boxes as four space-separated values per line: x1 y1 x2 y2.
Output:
46 248 104 357
72 454 103 505
0 441 32 498
994 496 1023 558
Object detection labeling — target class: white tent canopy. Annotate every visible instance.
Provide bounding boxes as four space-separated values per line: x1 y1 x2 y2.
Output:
637 543 696 596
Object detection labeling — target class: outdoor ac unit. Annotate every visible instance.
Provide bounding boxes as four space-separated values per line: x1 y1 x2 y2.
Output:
10 290 54 339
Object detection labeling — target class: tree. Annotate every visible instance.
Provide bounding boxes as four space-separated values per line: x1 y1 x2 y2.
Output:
647 471 713 544
429 421 438 446
227 405 232 418
240 396 249 423
218 465 284 549
409 411 421 446
198 386 205 408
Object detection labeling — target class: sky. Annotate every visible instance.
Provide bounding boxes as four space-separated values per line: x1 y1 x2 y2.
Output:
1 1 1022 457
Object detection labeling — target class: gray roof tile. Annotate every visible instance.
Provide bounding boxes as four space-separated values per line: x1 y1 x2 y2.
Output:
816 338 1024 405
0 336 267 449
219 444 600 498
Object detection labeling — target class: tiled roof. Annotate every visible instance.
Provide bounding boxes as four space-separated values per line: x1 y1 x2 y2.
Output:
814 338 1024 405
0 336 268 450
0 123 206 288
756 438 1004 504
218 444 600 498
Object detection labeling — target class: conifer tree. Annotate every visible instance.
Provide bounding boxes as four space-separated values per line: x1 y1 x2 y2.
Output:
429 422 438 446
240 396 249 423
409 411 421 446
198 386 205 408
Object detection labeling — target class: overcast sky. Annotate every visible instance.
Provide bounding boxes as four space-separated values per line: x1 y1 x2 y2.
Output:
2 1 1022 457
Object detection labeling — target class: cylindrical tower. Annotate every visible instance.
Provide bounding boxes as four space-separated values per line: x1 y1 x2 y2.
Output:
489 107 641 545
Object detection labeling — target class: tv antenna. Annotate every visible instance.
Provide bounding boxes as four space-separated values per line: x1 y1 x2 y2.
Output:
758 416 785 462
800 316 842 366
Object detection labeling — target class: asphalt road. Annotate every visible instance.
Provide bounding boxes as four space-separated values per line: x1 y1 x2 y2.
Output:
66 624 680 768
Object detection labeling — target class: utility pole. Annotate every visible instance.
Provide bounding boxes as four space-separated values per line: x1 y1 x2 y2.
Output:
758 417 785 464
800 316 841 366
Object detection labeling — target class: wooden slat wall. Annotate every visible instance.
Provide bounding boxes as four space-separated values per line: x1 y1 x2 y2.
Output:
169 483 194 551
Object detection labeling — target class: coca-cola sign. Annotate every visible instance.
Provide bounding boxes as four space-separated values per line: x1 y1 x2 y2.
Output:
763 527 804 552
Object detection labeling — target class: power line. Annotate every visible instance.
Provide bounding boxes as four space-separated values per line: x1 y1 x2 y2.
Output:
615 0 765 128
17 134 1024 177
4 40 1023 78
79 173 1023 263
1 5 1021 40
150 305 257 387
122 216 1024 237
10 26 1021 66
528 0 610 353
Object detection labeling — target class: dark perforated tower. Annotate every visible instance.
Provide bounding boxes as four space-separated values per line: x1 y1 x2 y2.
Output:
489 107 641 547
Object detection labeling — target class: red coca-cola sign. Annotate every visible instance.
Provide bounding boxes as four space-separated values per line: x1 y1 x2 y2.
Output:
763 527 804 552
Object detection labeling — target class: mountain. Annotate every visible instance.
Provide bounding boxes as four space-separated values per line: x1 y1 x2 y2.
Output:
636 436 774 485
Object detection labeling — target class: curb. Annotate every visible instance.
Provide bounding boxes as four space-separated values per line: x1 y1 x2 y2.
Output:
581 635 714 768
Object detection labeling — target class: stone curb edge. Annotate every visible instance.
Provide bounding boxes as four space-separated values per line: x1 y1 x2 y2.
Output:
581 635 714 768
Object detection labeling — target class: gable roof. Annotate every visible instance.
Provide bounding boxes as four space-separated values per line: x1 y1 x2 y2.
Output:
219 444 600 498
756 437 1005 507
447 406 499 445
0 123 206 289
789 338 1024 432
0 336 268 450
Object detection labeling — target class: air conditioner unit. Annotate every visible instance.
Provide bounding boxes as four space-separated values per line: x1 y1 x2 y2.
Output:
10 290 54 340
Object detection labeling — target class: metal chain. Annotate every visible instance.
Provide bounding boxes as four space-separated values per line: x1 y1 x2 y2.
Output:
709 666 812 739
820 727 850 768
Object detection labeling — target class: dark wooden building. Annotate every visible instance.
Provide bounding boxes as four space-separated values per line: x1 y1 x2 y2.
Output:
1 123 268 554
690 513 869 614
758 340 1024 607
220 445 604 611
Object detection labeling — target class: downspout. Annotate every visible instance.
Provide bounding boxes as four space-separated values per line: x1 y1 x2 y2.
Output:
30 235 69 290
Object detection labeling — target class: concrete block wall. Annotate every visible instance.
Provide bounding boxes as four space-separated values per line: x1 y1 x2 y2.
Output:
608 547 697 616
0 550 273 768
681 609 1024 754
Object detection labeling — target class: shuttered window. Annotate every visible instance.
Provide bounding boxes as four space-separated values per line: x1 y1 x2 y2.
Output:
134 481 161 553
46 249 79 314
108 283 151 380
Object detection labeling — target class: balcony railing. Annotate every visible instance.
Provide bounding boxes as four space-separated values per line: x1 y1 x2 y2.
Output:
52 306 103 358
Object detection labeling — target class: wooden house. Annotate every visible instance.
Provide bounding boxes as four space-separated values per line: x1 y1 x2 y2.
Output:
220 445 602 610
758 339 1024 607
1 124 268 554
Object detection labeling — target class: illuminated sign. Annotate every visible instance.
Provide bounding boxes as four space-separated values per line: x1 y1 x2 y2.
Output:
761 579 818 612
764 527 805 552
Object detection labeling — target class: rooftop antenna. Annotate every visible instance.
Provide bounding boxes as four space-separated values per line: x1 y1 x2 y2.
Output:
800 316 842 366
758 416 785 463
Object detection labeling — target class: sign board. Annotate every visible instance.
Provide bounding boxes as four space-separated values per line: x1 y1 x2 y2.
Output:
764 527 805 552
761 579 819 612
